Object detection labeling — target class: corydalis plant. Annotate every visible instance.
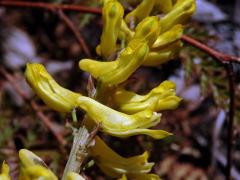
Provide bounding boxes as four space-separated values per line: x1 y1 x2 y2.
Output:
1 0 195 179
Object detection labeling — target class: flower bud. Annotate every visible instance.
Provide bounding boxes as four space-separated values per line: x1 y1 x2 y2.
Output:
0 162 10 180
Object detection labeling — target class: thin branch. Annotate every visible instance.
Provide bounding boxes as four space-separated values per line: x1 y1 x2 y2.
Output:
226 63 235 180
0 67 66 146
181 35 240 64
0 1 101 14
57 9 91 57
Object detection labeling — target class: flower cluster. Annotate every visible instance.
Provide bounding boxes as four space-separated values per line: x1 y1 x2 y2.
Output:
1 0 195 179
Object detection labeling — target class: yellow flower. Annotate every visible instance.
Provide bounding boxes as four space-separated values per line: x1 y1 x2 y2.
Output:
25 63 81 112
77 96 171 139
89 136 154 178
19 149 57 180
80 39 149 85
96 0 124 58
132 16 161 46
0 162 10 180
152 24 183 49
67 172 85 180
160 0 196 32
114 80 181 114
144 40 183 66
125 0 156 24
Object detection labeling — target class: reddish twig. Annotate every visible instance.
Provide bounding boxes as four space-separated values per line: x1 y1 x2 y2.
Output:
226 63 235 180
181 35 240 64
57 9 91 57
0 1 101 14
0 67 66 146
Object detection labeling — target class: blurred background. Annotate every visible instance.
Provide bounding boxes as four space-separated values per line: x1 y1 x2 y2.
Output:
0 0 240 179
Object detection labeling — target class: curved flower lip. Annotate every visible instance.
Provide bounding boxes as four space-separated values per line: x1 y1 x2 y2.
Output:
114 80 182 114
25 63 81 112
160 0 196 32
125 0 156 24
89 136 154 178
80 39 149 86
77 96 171 139
97 0 124 58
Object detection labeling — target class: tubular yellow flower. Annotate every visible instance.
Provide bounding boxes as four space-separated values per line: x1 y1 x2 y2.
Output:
96 0 124 58
132 16 161 46
0 162 10 180
114 80 181 114
77 96 171 139
25 63 81 112
89 136 154 178
160 0 196 32
144 40 183 66
19 149 57 180
67 172 85 180
80 39 149 85
152 24 183 49
125 0 156 24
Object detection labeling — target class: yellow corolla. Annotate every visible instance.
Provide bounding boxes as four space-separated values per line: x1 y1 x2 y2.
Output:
0 162 10 180
89 136 154 178
77 96 171 139
25 63 81 113
119 20 134 41
160 0 196 32
96 0 124 58
80 39 149 85
144 40 183 66
125 0 156 25
114 80 181 114
152 24 183 49
132 16 161 46
19 149 57 180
